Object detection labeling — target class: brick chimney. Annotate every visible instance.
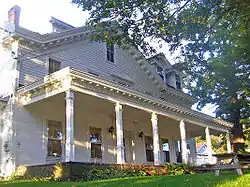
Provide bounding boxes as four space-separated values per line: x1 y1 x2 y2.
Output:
8 5 21 26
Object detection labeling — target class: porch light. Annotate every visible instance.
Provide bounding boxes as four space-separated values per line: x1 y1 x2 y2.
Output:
108 126 115 134
138 131 144 139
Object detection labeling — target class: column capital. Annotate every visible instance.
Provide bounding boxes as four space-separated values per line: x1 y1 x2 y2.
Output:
65 90 74 100
179 119 185 127
115 102 122 112
151 112 158 122
205 127 210 134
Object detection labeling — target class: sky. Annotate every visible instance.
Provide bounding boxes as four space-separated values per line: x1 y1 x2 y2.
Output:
0 0 216 116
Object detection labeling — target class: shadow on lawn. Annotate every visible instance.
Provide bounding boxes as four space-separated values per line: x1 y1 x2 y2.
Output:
0 172 249 187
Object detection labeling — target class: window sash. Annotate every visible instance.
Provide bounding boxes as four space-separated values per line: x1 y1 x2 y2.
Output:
145 136 153 162
47 139 62 157
163 151 170 163
145 136 153 150
89 127 102 143
49 59 61 74
175 74 181 82
146 150 154 162
176 81 181 89
91 143 102 158
47 121 62 158
107 44 114 62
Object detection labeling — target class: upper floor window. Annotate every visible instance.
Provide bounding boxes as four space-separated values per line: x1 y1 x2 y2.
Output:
156 65 164 80
107 43 114 63
156 65 163 73
49 58 61 74
175 74 181 90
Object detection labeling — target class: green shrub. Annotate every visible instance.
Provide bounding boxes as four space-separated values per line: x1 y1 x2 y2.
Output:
10 163 194 181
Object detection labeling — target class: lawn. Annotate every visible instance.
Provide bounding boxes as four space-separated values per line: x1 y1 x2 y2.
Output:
0 172 249 187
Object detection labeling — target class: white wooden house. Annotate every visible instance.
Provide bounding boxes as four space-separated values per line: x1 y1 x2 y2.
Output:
0 6 233 176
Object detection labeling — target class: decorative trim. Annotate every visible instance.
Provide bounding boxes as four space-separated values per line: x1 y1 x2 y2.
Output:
16 67 233 132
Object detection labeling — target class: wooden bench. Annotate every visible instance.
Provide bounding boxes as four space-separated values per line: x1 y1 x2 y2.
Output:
212 153 250 176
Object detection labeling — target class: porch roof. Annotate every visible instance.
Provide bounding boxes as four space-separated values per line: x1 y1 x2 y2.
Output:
16 67 233 132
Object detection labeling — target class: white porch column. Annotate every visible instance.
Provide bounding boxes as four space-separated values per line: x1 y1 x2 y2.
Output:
226 132 232 153
65 90 75 162
205 127 213 164
151 112 161 165
115 102 125 164
179 120 188 164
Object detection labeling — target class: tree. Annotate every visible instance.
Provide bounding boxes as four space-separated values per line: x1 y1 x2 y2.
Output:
72 0 250 152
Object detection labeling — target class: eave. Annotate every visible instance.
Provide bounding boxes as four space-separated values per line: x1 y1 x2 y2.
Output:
16 67 233 132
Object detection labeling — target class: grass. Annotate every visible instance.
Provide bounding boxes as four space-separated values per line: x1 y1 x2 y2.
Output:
0 172 249 187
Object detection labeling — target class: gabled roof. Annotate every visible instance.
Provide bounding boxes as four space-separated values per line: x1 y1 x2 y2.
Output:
1 21 197 106
50 17 75 30
147 53 184 76
147 53 172 68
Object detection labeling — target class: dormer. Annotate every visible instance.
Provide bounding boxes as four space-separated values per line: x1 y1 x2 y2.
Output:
148 53 183 91
49 17 75 33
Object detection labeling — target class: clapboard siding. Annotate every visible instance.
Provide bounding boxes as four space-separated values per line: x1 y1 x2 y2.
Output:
0 45 16 97
19 40 160 97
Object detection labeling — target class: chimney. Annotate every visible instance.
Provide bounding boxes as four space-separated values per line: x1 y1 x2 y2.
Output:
8 5 21 26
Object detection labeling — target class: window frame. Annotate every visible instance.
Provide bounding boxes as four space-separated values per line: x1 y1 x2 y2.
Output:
175 74 182 90
106 43 115 63
144 135 154 162
155 65 165 81
89 126 102 159
47 120 63 159
162 138 170 163
48 58 61 74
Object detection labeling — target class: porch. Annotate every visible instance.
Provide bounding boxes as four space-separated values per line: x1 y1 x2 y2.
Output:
15 67 233 167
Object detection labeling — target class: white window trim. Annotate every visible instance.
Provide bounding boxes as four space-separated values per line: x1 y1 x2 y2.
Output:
89 126 103 160
46 57 62 75
105 43 116 64
45 120 64 162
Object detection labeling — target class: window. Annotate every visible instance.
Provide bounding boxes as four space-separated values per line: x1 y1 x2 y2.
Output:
156 65 163 73
107 43 114 63
123 138 127 162
162 138 170 163
175 74 181 90
48 58 61 74
145 136 154 162
47 121 62 158
175 140 182 163
156 65 164 81
89 127 102 159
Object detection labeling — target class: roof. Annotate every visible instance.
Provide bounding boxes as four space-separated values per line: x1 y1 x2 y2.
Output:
147 53 172 67
50 17 75 31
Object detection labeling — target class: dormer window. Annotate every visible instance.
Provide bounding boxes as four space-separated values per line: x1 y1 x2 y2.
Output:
107 43 114 63
48 58 61 74
175 74 181 90
156 65 163 73
156 65 164 80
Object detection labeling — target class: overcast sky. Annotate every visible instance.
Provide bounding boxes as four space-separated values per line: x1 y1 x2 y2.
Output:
0 0 216 116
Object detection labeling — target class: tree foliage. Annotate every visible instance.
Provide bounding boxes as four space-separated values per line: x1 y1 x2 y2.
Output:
72 0 250 150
